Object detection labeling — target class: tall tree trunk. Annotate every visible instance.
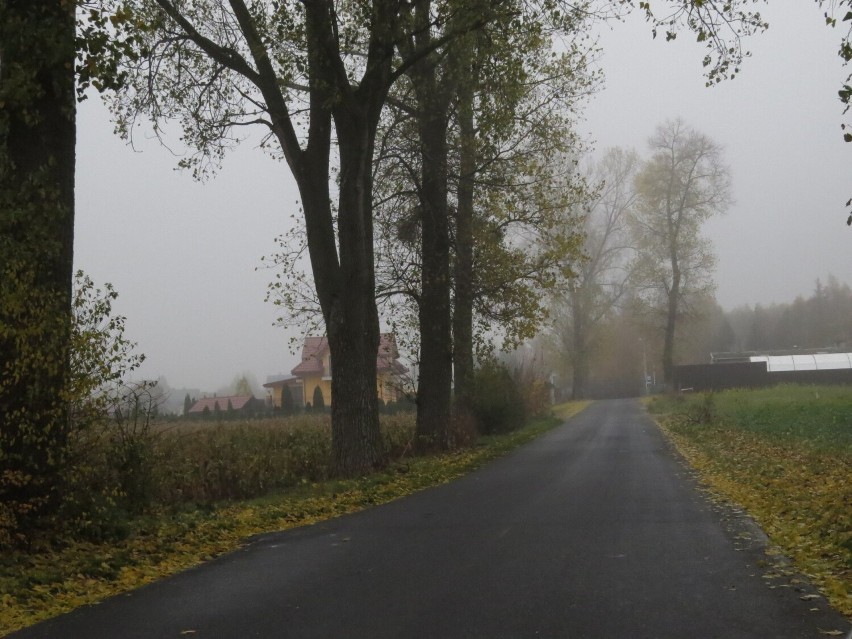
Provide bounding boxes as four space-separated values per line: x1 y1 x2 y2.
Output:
414 101 453 450
453 48 476 412
294 111 384 476
280 0 394 476
408 0 453 451
328 118 383 474
570 291 588 400
663 275 680 385
0 0 76 538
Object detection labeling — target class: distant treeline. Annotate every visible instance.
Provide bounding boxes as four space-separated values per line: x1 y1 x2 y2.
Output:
555 276 852 399
724 276 852 352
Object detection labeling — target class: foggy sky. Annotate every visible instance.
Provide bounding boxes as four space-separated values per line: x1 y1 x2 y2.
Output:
73 3 852 392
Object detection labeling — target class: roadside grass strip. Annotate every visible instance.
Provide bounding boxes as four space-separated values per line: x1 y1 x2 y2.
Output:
0 402 589 635
648 386 851 618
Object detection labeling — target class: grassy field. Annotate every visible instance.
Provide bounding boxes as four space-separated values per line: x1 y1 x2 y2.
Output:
648 385 851 618
0 402 588 635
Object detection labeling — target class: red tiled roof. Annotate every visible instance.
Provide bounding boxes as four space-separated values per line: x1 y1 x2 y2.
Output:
291 336 328 376
188 395 255 413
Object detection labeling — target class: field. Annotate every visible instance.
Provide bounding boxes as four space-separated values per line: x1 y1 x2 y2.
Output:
648 385 851 617
0 402 588 635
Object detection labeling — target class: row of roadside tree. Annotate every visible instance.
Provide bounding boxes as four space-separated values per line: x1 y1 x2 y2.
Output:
2 0 847 546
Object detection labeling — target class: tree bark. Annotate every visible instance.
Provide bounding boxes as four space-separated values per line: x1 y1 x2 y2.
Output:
663 272 680 385
280 0 392 475
452 47 476 412
407 0 454 451
570 290 588 400
326 114 384 474
0 0 76 537
414 97 453 450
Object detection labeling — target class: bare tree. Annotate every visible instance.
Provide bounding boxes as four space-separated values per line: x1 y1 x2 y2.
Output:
629 119 731 384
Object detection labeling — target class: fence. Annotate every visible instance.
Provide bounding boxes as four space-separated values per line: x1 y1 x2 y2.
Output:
673 361 852 392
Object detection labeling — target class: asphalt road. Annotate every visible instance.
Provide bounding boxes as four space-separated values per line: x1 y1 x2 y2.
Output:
10 399 850 638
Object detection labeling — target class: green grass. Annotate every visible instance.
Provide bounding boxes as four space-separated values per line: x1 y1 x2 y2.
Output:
0 402 589 635
648 385 851 617
660 385 852 450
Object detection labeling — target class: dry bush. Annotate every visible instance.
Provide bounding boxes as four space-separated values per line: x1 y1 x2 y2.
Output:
447 408 479 449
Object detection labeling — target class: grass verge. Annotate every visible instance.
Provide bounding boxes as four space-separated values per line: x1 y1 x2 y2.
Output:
0 401 588 635
647 386 851 618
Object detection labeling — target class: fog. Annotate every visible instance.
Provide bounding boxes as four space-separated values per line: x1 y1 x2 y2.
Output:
73 3 852 393
586 4 851 310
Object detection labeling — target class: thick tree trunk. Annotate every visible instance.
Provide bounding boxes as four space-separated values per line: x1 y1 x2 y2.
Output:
327 309 382 475
0 0 76 537
415 105 453 450
407 0 454 451
329 120 384 474
452 56 476 412
281 0 394 476
296 114 384 476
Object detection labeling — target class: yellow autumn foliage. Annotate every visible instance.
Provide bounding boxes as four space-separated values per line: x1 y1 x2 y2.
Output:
651 387 851 618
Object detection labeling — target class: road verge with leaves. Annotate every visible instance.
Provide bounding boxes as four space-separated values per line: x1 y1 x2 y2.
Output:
0 402 588 635
647 387 851 619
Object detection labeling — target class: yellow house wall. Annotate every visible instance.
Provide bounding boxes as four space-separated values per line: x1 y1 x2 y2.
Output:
301 374 332 407
292 374 398 406
291 366 400 407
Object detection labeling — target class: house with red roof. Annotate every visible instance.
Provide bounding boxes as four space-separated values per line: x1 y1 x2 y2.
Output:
186 395 263 417
264 334 408 408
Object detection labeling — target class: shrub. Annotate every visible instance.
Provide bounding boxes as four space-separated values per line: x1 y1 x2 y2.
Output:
470 361 526 435
383 396 416 415
381 413 416 458
686 392 717 425
1 273 150 548
520 378 551 419
447 407 479 449
312 386 325 410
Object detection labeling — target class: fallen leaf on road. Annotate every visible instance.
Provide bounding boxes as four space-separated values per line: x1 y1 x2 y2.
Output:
800 594 821 601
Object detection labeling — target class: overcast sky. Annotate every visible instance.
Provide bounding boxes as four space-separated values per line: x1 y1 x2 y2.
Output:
73 3 852 392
